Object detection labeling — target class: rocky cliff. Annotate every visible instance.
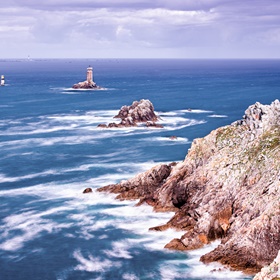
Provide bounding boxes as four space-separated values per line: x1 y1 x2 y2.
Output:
97 100 280 274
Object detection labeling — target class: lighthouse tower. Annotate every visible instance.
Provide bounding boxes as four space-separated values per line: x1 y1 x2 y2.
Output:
1 75 4 86
86 66 93 84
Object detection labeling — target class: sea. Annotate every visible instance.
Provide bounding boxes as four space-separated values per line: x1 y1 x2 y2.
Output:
0 58 279 280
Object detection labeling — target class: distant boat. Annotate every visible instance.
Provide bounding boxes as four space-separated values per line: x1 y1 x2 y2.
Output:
1 75 4 86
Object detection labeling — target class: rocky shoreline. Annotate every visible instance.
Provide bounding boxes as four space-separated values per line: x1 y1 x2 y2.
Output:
97 100 280 277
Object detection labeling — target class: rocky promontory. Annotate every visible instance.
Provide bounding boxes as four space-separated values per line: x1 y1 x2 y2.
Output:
97 99 163 128
97 100 280 275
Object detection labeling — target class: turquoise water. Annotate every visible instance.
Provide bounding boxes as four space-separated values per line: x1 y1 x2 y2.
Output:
1 59 279 280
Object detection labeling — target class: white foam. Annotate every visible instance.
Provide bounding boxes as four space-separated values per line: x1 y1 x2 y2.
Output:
122 273 139 280
208 114 228 118
160 266 182 280
0 173 250 280
179 109 214 114
157 241 249 280
144 136 189 145
0 125 78 136
185 241 247 279
73 249 118 272
0 170 58 183
160 119 206 131
0 160 160 186
0 184 121 251
61 87 108 92
0 207 71 251
100 203 185 250
103 240 133 259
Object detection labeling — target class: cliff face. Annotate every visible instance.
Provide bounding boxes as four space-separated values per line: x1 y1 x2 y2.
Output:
97 100 280 274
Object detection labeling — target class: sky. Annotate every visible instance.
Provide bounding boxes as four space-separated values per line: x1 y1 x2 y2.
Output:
1 0 280 59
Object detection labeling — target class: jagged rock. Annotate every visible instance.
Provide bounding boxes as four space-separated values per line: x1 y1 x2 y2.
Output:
97 100 280 274
97 163 174 209
97 99 162 128
145 121 164 128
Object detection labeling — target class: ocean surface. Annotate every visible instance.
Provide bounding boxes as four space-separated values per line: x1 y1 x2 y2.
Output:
0 58 279 280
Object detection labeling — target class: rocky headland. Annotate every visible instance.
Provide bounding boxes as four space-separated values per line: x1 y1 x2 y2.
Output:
97 100 280 276
97 99 163 128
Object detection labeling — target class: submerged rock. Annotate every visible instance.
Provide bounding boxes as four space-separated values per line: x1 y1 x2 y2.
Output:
97 99 280 274
97 99 162 128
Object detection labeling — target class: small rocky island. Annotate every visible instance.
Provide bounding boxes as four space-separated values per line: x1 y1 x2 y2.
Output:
97 99 163 128
72 66 103 89
97 100 280 277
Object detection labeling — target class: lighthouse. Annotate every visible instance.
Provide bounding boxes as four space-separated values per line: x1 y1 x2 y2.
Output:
86 66 93 84
1 75 4 86
72 66 102 89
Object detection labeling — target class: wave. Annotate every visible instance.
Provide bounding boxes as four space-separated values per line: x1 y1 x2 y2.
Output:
0 175 251 279
73 249 117 272
208 114 228 118
186 241 248 279
103 240 133 259
159 117 206 131
0 107 207 138
179 109 214 114
0 160 161 188
158 240 250 280
0 205 71 251
143 136 189 145
51 87 110 94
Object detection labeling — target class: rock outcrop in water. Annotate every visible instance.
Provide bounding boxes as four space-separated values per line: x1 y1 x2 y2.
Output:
72 66 103 90
97 99 163 128
72 80 102 89
97 100 280 274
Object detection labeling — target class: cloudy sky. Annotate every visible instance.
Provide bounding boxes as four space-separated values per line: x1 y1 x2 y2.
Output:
1 0 280 58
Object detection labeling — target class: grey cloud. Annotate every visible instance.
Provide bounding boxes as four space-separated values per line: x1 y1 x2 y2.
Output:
1 0 280 58
9 0 234 11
